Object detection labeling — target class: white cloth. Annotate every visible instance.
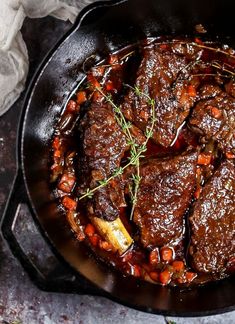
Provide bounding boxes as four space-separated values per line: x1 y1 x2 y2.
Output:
0 0 95 116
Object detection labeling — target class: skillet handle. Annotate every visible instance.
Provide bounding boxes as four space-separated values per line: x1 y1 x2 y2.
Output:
1 169 102 295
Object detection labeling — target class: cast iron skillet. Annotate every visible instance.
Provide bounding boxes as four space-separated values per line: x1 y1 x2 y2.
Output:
1 0 235 316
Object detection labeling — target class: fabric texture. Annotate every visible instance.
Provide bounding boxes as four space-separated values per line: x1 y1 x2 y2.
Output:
0 0 96 116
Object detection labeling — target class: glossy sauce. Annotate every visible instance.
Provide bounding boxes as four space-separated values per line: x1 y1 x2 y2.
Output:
50 37 235 286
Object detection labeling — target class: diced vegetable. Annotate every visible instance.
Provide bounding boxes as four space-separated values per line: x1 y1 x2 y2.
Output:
106 80 114 91
89 234 100 247
197 153 212 165
99 240 113 251
149 271 159 281
53 136 61 150
62 196 77 211
194 37 204 45
186 272 197 282
84 223 96 237
172 260 184 271
160 247 173 262
58 173 76 193
92 91 103 102
159 44 168 50
159 269 171 285
149 249 159 265
92 216 133 255
76 91 87 105
66 100 78 113
87 74 101 89
54 150 61 158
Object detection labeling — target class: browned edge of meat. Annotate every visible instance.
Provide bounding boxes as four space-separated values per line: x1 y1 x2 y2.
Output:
121 43 201 147
78 102 128 221
189 88 235 155
189 160 235 274
133 150 198 251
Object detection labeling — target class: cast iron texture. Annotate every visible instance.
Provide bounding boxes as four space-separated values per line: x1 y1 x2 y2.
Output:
2 0 235 316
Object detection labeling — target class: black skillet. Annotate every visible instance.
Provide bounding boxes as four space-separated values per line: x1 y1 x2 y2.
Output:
1 0 235 316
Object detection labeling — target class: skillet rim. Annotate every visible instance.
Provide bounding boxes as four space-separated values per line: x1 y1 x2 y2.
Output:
17 0 235 316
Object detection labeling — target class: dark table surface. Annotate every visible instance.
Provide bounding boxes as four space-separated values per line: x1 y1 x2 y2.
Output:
0 14 234 324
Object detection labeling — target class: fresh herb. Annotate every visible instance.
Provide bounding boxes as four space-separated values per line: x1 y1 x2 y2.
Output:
79 84 156 220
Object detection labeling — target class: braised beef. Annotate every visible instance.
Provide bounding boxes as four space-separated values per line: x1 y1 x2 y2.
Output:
189 160 235 274
52 37 235 286
133 151 198 249
189 91 235 154
78 102 127 221
121 44 199 147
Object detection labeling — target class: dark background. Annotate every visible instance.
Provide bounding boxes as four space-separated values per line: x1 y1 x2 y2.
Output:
0 15 234 324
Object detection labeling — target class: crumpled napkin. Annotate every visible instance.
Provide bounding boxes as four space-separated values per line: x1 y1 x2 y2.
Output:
0 0 95 116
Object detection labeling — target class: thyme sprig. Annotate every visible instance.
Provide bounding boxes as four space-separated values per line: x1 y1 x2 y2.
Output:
79 85 156 221
124 84 156 219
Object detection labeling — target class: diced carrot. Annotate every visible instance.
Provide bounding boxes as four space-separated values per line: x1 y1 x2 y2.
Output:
87 74 101 89
106 80 114 91
197 153 212 165
132 264 141 277
53 137 61 150
226 152 235 159
62 196 77 211
58 173 76 193
160 44 168 50
92 91 103 102
160 247 173 262
159 269 171 285
99 240 113 251
194 37 203 45
109 54 119 65
186 272 197 282
177 277 185 284
194 186 202 200
84 223 96 237
149 271 159 281
89 234 99 246
172 260 184 271
149 249 159 265
54 149 61 158
66 99 77 113
76 91 87 105
187 85 197 97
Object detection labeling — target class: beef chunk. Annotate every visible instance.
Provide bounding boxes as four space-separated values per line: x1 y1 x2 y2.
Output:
122 44 198 147
189 91 235 154
133 151 198 248
78 102 127 221
189 160 235 274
